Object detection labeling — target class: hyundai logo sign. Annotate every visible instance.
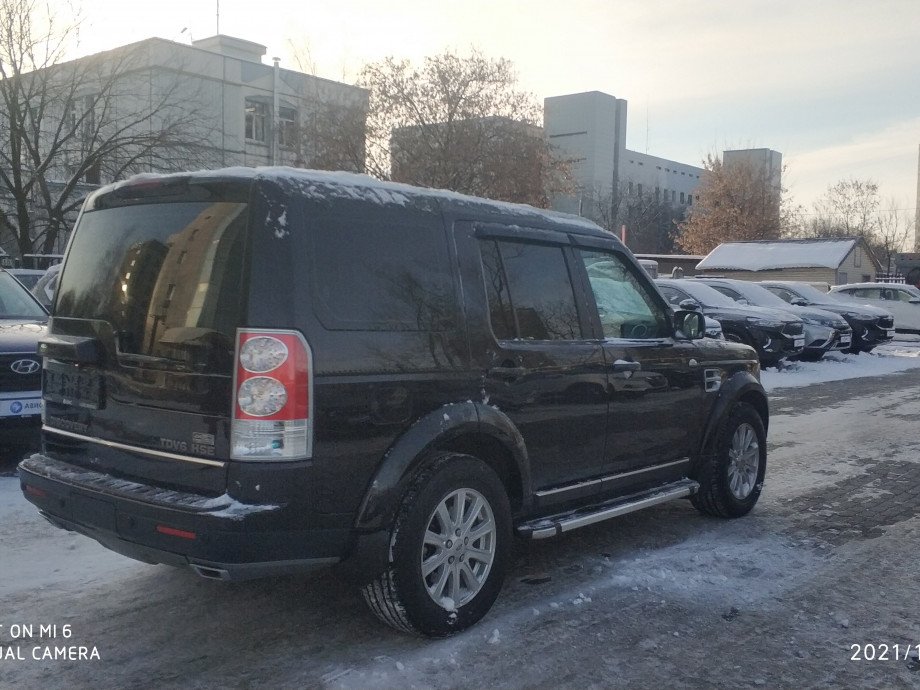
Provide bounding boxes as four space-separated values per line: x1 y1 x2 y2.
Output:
11 359 40 375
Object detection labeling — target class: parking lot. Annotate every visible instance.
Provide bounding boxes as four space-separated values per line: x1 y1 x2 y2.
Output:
3 348 920 689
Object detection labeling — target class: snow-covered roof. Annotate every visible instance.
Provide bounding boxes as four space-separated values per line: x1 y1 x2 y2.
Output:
104 166 603 232
696 239 858 271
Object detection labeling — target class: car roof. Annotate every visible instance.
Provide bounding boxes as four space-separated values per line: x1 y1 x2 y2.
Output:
88 166 611 240
831 282 918 290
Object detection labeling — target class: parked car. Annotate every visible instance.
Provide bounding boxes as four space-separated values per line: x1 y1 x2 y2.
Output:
0 268 48 457
30 262 61 309
20 169 768 637
759 280 894 353
696 278 852 361
828 283 920 334
6 268 45 290
655 278 804 366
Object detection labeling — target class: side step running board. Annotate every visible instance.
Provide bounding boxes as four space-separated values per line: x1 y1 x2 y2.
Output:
516 478 699 540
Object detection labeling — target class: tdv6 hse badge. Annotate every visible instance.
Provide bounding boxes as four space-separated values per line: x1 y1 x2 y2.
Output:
159 433 215 456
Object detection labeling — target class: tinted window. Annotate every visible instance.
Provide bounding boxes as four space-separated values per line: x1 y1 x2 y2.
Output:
56 201 247 372
311 216 453 331
579 250 670 339
711 285 745 302
480 240 581 340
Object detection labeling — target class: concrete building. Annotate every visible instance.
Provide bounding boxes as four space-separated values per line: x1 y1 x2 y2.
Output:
544 91 703 220
543 91 782 238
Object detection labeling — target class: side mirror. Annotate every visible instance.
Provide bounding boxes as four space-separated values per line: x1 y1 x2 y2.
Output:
736 298 750 305
910 297 920 304
674 310 705 340
790 298 808 306
678 299 700 311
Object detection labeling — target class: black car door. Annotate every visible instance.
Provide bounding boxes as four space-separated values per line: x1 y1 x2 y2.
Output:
456 223 609 490
572 242 707 480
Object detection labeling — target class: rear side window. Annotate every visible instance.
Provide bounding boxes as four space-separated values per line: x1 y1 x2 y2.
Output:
480 240 581 341
310 216 453 331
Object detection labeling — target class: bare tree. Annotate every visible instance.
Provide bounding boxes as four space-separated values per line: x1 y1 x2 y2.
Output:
790 178 914 268
586 181 685 253
874 198 914 274
677 154 788 254
0 0 216 256
302 49 570 207
800 178 880 239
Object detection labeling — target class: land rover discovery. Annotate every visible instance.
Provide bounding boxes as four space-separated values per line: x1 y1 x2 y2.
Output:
20 169 769 637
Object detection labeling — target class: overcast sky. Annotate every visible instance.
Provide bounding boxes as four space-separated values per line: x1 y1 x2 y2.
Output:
73 0 920 213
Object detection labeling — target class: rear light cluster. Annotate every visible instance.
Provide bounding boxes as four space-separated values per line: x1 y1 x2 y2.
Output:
231 329 313 461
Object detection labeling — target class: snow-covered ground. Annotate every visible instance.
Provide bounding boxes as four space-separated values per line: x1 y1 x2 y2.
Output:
760 337 920 392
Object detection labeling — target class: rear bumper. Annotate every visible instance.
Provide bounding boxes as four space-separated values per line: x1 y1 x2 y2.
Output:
18 453 350 580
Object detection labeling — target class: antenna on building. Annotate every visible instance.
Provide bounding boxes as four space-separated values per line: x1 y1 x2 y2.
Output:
216 0 220 34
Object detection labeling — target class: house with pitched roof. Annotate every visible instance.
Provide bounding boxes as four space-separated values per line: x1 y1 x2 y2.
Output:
695 238 880 285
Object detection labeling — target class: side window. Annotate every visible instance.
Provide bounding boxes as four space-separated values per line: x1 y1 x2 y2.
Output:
577 250 670 339
311 214 454 331
711 285 743 302
480 240 581 341
897 290 915 302
658 284 689 307
768 287 794 302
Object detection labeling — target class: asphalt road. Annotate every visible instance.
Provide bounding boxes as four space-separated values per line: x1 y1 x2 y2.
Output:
2 369 920 689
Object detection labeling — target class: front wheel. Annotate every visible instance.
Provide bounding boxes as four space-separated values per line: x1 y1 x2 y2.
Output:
361 452 512 637
692 402 767 518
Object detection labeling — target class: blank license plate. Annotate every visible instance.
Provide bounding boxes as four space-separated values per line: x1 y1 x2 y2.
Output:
794 338 805 348
886 329 895 337
44 365 103 409
839 334 851 345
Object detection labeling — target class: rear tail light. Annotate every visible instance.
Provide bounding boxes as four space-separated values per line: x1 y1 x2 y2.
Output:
231 329 313 461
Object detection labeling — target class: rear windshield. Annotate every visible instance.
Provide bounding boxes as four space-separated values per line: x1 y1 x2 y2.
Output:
0 271 47 318
56 200 248 372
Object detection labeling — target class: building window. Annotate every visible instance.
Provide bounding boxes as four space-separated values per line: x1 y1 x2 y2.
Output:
637 183 643 196
655 187 660 201
680 192 685 204
838 271 848 285
628 181 634 196
671 190 676 203
688 194 693 205
245 100 268 142
278 106 298 149
854 249 861 268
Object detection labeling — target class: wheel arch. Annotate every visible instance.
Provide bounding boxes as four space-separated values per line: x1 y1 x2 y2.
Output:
698 371 769 458
353 402 531 532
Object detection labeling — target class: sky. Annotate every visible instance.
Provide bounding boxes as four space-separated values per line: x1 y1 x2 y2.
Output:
67 0 920 213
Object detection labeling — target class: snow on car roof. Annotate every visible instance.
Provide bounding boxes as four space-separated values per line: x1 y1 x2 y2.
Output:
696 239 857 271
104 166 604 232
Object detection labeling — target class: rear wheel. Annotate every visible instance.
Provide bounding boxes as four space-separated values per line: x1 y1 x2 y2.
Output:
361 452 512 637
692 402 767 518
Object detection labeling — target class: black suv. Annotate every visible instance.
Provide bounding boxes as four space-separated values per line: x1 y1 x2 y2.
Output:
655 278 805 366
20 170 768 636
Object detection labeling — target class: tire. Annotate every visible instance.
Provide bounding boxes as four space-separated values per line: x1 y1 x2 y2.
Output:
361 452 512 637
691 402 767 518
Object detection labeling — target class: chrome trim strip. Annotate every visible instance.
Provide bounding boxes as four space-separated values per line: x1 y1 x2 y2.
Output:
42 426 227 468
531 483 696 539
535 457 690 499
